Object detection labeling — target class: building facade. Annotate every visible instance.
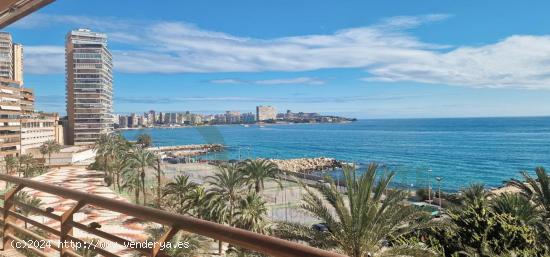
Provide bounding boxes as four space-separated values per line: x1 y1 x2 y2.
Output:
66 29 114 145
18 87 62 153
0 32 13 80
12 43 23 85
0 78 21 158
256 105 277 121
0 32 23 84
21 113 61 154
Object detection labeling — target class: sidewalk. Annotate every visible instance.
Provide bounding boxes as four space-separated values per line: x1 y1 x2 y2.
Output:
23 166 149 256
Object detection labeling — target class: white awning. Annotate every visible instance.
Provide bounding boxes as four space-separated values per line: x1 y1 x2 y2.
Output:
0 105 21 111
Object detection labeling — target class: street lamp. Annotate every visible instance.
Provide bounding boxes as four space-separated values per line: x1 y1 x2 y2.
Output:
435 176 443 208
427 169 432 204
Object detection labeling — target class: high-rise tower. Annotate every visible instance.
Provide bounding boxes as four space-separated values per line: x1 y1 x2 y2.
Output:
66 29 113 145
0 32 13 80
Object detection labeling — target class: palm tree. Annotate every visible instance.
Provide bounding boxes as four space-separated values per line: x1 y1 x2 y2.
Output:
130 146 156 205
242 159 281 193
188 185 209 219
39 144 48 162
43 140 62 165
136 133 153 148
234 192 270 234
4 156 17 175
491 193 541 226
122 168 141 204
3 156 17 189
206 164 247 254
460 183 488 206
93 133 111 171
15 191 43 229
162 175 198 214
94 134 121 177
18 154 36 178
145 226 208 257
111 146 132 192
275 163 434 257
507 167 550 219
154 156 163 208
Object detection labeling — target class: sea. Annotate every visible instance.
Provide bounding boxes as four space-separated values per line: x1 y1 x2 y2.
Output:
121 117 550 191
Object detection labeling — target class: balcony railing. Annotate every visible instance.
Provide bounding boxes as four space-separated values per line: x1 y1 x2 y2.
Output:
0 174 346 257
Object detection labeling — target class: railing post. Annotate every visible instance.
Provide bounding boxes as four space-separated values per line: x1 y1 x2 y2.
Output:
151 226 177 257
60 201 85 257
2 184 23 250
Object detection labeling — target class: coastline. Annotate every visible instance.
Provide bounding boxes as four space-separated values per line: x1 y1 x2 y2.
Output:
115 120 355 131
120 118 550 191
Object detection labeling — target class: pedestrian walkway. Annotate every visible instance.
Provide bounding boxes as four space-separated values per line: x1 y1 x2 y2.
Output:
22 166 149 256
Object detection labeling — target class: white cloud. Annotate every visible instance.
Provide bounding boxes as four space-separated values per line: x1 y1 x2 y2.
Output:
24 46 64 74
208 79 243 84
19 14 550 89
256 77 325 85
209 77 325 85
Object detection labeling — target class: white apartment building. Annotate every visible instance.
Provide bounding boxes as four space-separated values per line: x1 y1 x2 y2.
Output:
66 29 113 145
256 105 277 121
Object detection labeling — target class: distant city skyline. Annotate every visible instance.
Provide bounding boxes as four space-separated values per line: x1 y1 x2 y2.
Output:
5 0 550 118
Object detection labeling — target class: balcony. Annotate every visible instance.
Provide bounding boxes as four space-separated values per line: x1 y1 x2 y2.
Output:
0 173 345 257
0 0 54 29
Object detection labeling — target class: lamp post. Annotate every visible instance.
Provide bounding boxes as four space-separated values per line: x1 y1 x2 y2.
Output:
427 169 432 204
436 176 442 208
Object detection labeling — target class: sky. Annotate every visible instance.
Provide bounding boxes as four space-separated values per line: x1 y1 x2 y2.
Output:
4 0 550 119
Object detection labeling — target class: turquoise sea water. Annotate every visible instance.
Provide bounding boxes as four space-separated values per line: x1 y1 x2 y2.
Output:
121 117 550 191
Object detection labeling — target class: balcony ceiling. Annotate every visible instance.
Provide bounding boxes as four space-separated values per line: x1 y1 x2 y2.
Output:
0 0 54 29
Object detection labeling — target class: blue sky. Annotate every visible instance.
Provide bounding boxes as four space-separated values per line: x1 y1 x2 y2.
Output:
4 0 550 118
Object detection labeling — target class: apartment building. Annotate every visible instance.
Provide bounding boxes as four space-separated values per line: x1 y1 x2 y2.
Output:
0 78 21 158
256 105 277 121
66 29 114 145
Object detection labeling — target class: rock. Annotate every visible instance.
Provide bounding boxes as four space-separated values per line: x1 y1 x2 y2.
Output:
268 157 342 173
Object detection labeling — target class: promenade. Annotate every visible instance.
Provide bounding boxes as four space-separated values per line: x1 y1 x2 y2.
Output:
23 166 148 256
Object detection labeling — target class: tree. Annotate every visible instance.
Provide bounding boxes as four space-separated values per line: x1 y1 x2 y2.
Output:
39 144 48 162
206 164 247 254
242 159 281 193
154 156 163 208
187 186 209 219
93 134 122 177
491 193 541 226
111 146 132 192
93 134 112 173
18 154 37 178
234 192 270 234
163 175 198 214
43 140 62 165
136 133 153 148
4 155 17 175
507 167 550 254
446 200 537 256
145 225 208 257
406 184 543 257
122 168 141 205
460 183 488 206
507 167 550 220
130 146 156 205
15 191 43 229
275 163 434 257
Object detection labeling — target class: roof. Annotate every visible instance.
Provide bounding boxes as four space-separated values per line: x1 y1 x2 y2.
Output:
0 0 55 29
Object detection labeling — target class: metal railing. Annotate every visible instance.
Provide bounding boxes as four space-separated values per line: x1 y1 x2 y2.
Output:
0 174 346 257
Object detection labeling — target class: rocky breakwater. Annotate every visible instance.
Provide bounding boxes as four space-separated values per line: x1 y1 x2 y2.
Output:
148 144 224 157
270 157 343 173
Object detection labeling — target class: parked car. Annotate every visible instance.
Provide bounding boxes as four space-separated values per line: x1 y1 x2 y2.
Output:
311 223 330 233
